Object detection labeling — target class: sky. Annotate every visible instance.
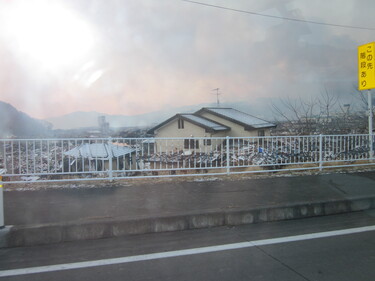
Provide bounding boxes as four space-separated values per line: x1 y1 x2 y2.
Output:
0 0 374 119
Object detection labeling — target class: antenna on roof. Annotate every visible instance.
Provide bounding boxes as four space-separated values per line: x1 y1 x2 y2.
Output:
212 88 221 107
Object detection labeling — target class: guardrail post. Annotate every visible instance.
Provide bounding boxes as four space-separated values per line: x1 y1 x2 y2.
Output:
371 133 374 161
0 169 5 228
226 136 230 174
108 137 113 182
319 134 323 171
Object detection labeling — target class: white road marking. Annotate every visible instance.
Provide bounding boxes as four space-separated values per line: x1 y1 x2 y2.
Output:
1 225 375 277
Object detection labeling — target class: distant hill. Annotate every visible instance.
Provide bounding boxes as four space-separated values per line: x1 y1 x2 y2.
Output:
45 101 274 130
0 101 52 138
45 105 213 130
45 111 167 130
46 111 107 130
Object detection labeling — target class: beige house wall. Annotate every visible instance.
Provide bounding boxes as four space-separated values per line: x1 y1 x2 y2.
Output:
198 112 272 137
155 118 206 138
154 119 226 153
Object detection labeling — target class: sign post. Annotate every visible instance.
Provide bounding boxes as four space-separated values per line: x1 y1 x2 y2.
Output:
369 91 374 158
358 42 375 158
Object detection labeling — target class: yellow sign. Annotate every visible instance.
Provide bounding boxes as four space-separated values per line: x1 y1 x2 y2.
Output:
0 176 2 188
358 42 375 90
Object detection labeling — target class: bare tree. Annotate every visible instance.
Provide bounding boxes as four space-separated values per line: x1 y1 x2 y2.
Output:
320 87 337 116
272 96 320 135
272 89 367 135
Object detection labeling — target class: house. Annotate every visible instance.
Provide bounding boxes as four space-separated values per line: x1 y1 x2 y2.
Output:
64 143 138 172
147 113 230 153
147 107 276 153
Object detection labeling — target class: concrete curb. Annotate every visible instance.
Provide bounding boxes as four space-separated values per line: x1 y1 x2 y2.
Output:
2 195 375 248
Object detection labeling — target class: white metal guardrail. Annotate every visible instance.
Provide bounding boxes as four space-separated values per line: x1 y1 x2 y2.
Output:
0 134 374 184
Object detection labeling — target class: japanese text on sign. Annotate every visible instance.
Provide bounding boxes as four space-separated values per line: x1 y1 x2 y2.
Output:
358 42 375 90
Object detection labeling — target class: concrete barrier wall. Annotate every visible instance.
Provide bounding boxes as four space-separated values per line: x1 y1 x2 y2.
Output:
2 195 375 248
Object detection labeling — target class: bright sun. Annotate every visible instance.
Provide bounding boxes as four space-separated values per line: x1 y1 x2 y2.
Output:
1 0 95 71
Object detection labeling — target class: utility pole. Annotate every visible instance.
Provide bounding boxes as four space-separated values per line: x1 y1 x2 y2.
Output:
212 88 221 107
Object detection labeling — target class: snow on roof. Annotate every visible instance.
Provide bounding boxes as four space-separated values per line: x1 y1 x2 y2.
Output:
180 114 229 131
198 108 275 129
64 143 136 159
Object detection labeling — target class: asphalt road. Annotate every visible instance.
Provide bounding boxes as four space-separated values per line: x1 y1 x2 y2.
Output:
1 211 375 281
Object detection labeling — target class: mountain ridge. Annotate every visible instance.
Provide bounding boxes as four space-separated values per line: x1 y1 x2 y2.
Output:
44 101 274 130
0 101 52 138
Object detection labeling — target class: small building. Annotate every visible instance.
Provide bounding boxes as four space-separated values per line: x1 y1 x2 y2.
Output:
147 107 276 153
64 143 138 172
142 138 156 155
98 116 110 136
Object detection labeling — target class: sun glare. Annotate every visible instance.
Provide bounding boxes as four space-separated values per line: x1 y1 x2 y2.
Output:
2 0 96 71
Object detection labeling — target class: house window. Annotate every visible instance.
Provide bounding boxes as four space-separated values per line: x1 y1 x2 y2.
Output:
258 130 265 136
184 139 199 149
178 118 184 129
203 139 212 146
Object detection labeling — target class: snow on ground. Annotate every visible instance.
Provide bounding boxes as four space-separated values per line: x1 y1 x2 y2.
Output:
3 167 375 191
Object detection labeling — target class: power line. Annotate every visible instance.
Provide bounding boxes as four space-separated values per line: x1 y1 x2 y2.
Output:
182 0 375 31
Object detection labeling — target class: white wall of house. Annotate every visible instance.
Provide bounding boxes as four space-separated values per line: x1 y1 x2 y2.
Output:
198 112 271 137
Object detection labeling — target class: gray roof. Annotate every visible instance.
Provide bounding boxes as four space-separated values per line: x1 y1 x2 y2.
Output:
196 108 276 129
64 143 136 159
180 114 229 131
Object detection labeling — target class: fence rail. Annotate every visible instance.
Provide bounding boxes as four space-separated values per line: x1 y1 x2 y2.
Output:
0 134 374 183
